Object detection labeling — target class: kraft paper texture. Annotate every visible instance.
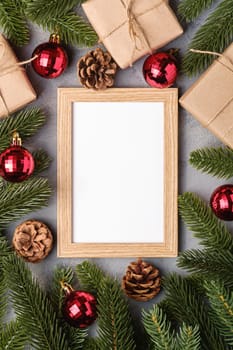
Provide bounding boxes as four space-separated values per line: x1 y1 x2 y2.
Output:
82 0 183 69
0 34 36 118
180 43 233 148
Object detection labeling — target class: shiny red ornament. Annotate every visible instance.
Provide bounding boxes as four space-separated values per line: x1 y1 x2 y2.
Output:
143 51 178 88
210 184 233 220
32 33 68 79
62 283 97 328
0 132 34 183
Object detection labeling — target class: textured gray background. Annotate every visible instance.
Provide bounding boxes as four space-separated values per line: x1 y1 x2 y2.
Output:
6 0 230 328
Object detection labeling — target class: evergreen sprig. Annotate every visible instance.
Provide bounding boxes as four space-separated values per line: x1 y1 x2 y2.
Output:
176 324 201 350
178 192 233 251
178 0 216 22
83 338 100 350
205 280 233 346
189 147 233 179
0 0 29 46
33 149 52 176
0 320 28 350
177 249 233 289
0 177 52 229
2 254 70 350
0 236 11 324
76 260 106 293
97 276 136 350
163 274 226 350
142 305 175 350
182 0 233 76
0 108 46 152
24 0 79 20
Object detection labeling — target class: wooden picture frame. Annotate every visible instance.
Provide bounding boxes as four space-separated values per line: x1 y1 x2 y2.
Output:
57 88 178 257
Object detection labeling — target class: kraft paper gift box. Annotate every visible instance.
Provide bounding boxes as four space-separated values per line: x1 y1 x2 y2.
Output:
180 44 233 148
0 34 36 118
82 0 183 69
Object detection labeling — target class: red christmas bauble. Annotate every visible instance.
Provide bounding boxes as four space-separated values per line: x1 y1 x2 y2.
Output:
63 290 97 328
32 34 68 79
0 133 34 182
143 52 178 88
210 184 233 220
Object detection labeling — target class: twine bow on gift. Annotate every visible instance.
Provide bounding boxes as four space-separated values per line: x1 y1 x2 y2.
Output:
0 40 38 116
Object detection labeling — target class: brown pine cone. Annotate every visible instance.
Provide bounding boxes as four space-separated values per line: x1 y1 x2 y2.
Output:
122 258 161 302
77 48 117 90
12 220 53 263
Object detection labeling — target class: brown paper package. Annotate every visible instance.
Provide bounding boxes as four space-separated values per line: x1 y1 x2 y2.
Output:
0 34 36 118
82 0 183 69
180 44 233 148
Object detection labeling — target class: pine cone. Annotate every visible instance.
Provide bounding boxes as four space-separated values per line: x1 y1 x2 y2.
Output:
12 220 53 263
122 258 161 301
77 48 117 90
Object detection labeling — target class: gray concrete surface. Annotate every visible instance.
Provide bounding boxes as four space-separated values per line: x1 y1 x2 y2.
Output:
6 0 232 329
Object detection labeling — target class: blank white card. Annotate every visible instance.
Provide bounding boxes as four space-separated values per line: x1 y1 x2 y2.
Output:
72 102 164 243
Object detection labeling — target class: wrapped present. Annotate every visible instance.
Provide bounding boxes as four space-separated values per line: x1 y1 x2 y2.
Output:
0 34 36 118
180 44 233 148
82 0 183 69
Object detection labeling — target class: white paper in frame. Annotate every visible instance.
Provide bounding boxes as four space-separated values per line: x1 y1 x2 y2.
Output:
57 88 178 257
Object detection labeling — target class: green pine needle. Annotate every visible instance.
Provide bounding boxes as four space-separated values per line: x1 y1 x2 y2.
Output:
142 305 175 350
0 177 52 229
76 260 106 293
43 11 98 47
163 274 226 350
2 254 70 350
0 236 11 324
177 249 233 289
0 320 28 350
0 0 29 46
182 0 233 76
33 149 52 175
83 338 101 350
178 192 233 251
97 277 136 350
25 0 79 20
189 147 233 179
176 324 201 350
0 108 46 152
178 0 216 22
205 280 233 346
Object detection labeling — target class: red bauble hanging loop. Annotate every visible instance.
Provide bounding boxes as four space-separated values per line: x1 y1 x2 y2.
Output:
0 132 34 183
143 51 178 88
31 33 68 79
210 184 233 221
61 282 97 328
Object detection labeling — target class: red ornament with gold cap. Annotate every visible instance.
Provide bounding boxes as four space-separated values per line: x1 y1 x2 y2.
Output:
31 33 68 79
0 131 34 182
61 281 97 328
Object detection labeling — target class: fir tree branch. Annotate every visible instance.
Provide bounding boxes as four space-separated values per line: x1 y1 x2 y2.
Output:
182 0 233 76
0 108 46 152
0 0 29 46
25 0 79 20
205 280 233 346
33 149 52 176
176 324 201 350
76 260 106 293
50 266 74 319
83 338 101 350
97 277 136 350
177 249 233 289
142 305 175 350
163 274 226 350
0 177 52 229
0 236 11 325
43 11 98 47
2 254 70 350
189 147 233 179
50 266 87 350
178 0 216 22
0 320 28 350
178 192 233 251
